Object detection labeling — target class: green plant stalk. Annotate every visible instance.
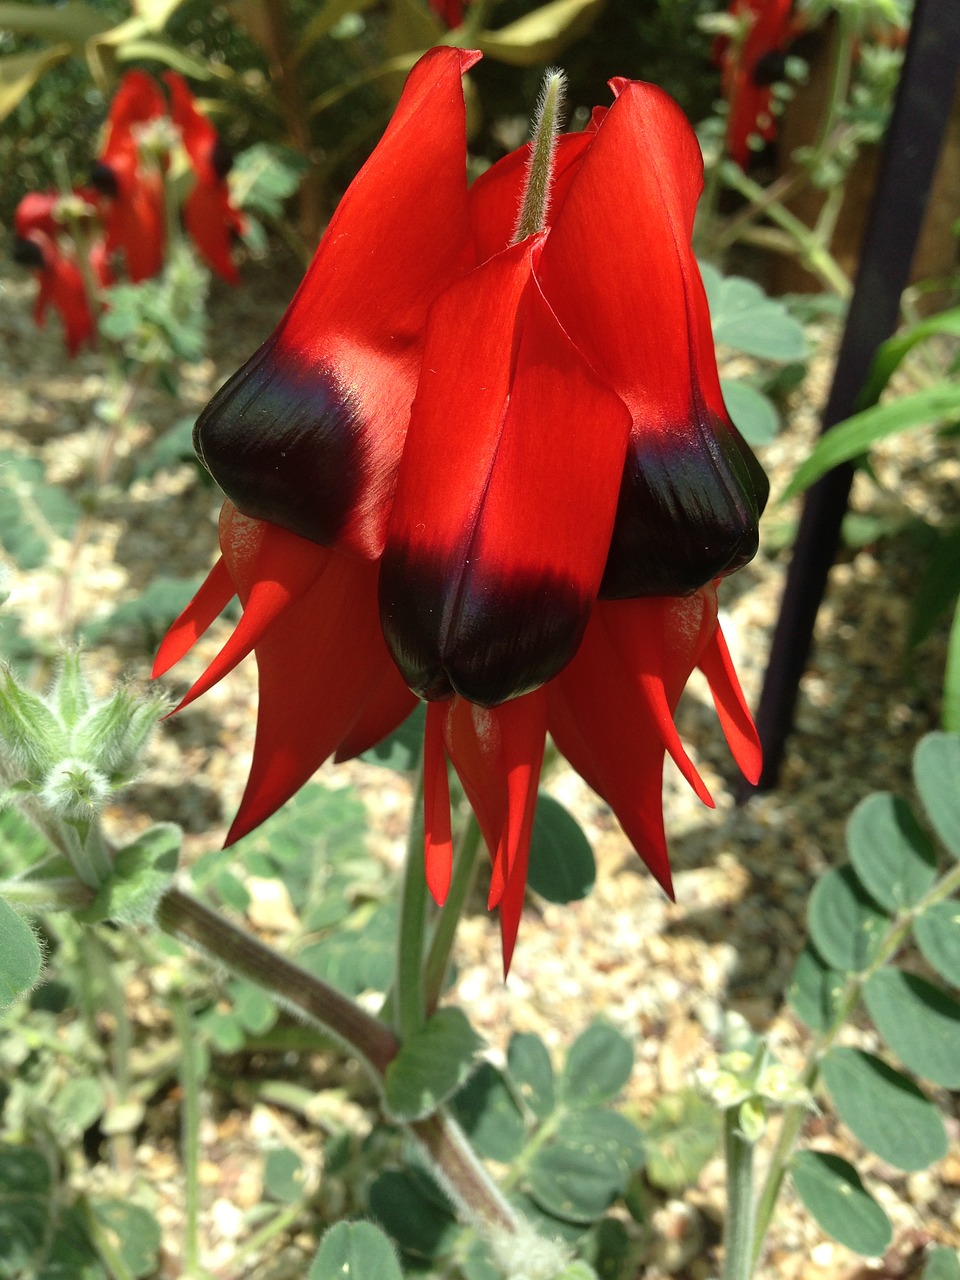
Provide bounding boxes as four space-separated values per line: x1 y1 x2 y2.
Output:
721 162 851 298
170 995 204 1276
423 814 484 1015
722 1108 756 1280
808 12 856 163
0 875 93 910
157 886 400 1076
86 928 136 1177
750 857 960 1266
395 759 429 1040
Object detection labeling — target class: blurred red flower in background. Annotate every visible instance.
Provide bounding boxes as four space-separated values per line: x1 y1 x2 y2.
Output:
155 48 767 970
716 0 796 166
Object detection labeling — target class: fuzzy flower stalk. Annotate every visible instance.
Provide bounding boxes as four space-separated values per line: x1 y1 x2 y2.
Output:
154 49 768 972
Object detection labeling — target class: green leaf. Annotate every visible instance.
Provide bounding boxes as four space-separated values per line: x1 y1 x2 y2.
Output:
451 1062 526 1162
229 980 277 1037
508 1031 555 1119
133 416 200 480
50 1078 106 1141
0 805 50 873
90 1200 161 1278
264 1148 305 1203
476 0 604 65
922 1246 960 1280
527 1109 644 1224
719 379 780 446
846 792 937 911
367 1169 456 1261
859 307 960 408
907 523 960 650
808 865 889 973
309 1221 404 1280
526 794 595 904
230 143 309 219
201 1008 245 1053
914 732 960 857
0 451 81 572
642 1090 721 1193
560 1023 633 1108
384 1008 485 1121
819 1047 947 1171
299 902 395 998
944 603 960 733
864 969 960 1088
361 704 425 772
789 1150 892 1256
0 45 72 121
0 2 111 40
787 942 847 1032
701 264 807 361
0 895 41 1010
913 899 960 986
782 383 960 500
78 824 180 925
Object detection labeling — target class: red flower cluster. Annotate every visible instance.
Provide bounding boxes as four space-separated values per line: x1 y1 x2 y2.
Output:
12 70 243 354
716 0 796 166
155 49 768 970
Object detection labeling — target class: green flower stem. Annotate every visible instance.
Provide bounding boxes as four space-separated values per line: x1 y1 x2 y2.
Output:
86 928 136 1177
156 886 400 1076
169 995 204 1277
395 758 429 1039
423 814 484 1015
0 876 93 911
70 823 114 890
514 70 567 242
722 1108 757 1280
750 857 960 1267
721 162 852 298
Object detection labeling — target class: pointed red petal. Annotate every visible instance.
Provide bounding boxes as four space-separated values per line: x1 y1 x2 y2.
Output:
226 552 403 843
152 555 234 678
380 240 630 706
192 47 480 560
332 678 419 763
423 702 453 904
173 515 330 714
548 593 720 896
697 620 762 784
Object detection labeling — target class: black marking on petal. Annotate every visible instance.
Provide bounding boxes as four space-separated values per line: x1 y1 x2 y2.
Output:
193 340 365 547
210 138 234 180
380 547 589 707
12 236 44 268
752 50 789 87
89 163 119 198
600 409 769 599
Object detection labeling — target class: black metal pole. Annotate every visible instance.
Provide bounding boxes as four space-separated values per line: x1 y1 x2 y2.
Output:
746 0 960 793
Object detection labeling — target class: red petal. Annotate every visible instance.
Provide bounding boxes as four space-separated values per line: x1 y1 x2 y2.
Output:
697 620 762 784
547 592 720 896
332 680 419 763
226 551 404 842
152 555 234 677
380 239 630 706
192 47 480 559
423 702 454 904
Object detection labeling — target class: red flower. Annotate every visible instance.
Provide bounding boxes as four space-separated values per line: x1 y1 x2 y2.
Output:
13 190 108 356
716 0 796 167
92 69 244 283
155 48 766 970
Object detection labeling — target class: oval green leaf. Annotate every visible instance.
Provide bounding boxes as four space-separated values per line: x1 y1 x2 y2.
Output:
0 896 41 1011
720 378 780 446
452 1062 526 1162
808 865 889 973
527 1109 644 1224
526 794 596 904
309 1221 403 1280
560 1022 633 1107
914 732 960 858
846 792 938 911
384 1008 484 1121
789 1150 892 1256
864 968 960 1088
787 943 847 1032
913 899 960 986
923 1246 960 1280
508 1031 555 1119
819 1047 947 1171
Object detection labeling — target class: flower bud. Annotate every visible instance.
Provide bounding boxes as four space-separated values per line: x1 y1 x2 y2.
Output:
0 666 67 780
41 758 112 823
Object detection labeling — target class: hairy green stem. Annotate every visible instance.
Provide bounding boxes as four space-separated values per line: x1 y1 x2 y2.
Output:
751 858 960 1265
0 876 93 911
722 1108 756 1280
423 815 484 1015
514 70 566 242
395 760 429 1039
411 1110 520 1235
156 886 400 1076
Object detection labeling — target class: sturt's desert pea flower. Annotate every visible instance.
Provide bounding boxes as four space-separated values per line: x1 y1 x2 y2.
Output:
12 190 109 356
155 47 767 971
716 0 796 166
91 69 244 284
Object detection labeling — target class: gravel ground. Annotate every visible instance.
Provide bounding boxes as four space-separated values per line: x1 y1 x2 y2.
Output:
1 252 957 1279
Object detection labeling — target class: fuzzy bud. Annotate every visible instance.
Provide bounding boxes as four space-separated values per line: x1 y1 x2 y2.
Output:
41 758 112 823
